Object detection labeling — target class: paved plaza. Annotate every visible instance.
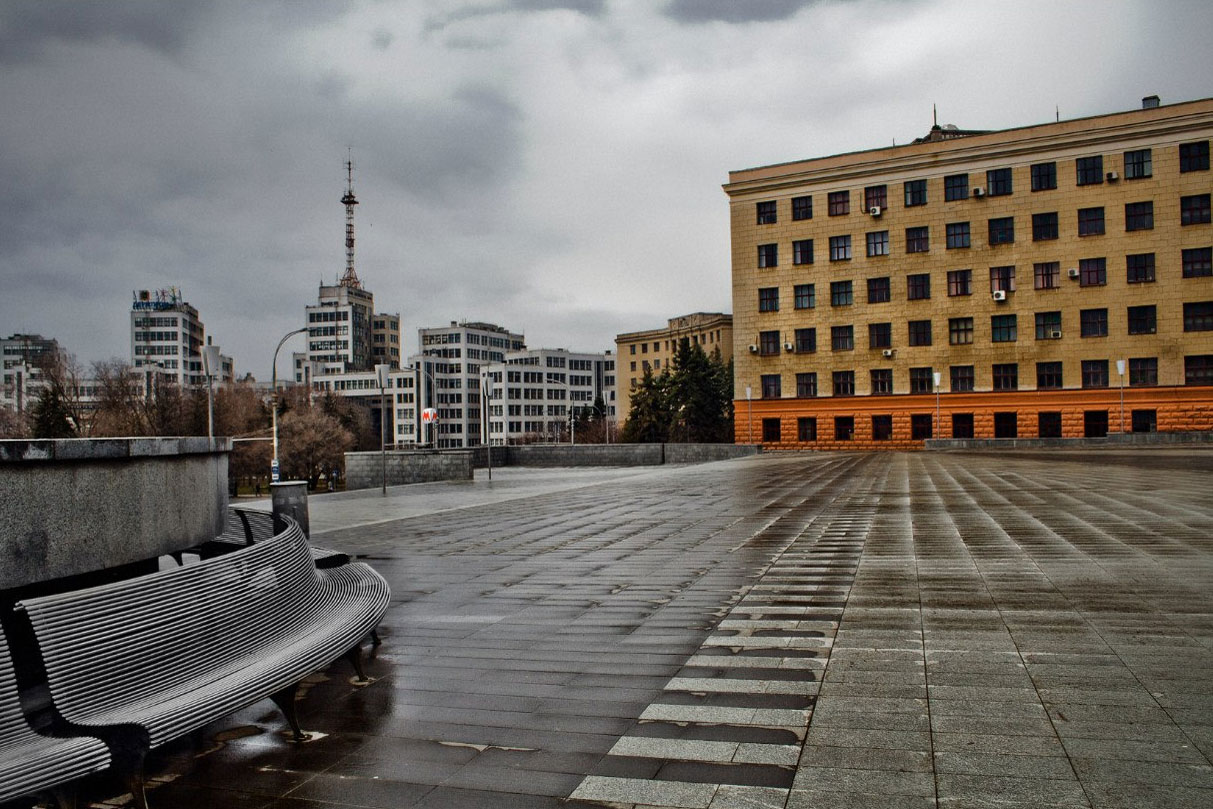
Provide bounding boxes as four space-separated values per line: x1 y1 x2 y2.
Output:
23 449 1213 808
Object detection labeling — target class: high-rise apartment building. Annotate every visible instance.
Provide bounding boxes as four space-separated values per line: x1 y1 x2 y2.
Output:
130 288 232 387
726 97 1213 448
1 333 59 413
482 348 616 444
615 312 733 425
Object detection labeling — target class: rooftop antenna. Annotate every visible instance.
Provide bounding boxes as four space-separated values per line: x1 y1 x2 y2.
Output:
933 104 938 127
339 149 362 289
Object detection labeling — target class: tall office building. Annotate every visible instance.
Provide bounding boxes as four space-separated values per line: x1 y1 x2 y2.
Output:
130 288 232 387
726 97 1213 448
483 348 616 444
1 333 59 412
615 312 733 425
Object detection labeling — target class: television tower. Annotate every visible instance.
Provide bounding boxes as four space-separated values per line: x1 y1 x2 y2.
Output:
339 154 361 289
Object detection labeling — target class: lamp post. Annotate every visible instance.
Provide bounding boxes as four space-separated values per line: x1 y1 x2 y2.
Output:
481 371 493 481
933 371 942 439
401 363 438 447
745 386 752 444
1116 359 1126 434
376 364 391 495
271 327 307 482
203 343 221 441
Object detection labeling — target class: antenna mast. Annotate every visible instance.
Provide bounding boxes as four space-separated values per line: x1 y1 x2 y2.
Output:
339 152 361 289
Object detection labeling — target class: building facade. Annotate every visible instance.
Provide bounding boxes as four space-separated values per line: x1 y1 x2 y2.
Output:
726 97 1213 448
482 348 616 445
615 312 733 425
1 333 59 413
130 288 233 388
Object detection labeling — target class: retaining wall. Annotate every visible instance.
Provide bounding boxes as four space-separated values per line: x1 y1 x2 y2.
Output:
345 449 474 490
0 438 230 589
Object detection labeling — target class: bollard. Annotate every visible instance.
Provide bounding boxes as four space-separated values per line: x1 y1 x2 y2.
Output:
270 480 310 539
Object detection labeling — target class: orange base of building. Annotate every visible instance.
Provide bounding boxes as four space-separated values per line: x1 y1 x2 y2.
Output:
735 387 1213 450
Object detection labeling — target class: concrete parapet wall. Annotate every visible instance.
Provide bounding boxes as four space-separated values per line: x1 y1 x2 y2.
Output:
664 443 762 464
925 431 1213 451
0 438 230 590
345 450 474 490
506 444 664 467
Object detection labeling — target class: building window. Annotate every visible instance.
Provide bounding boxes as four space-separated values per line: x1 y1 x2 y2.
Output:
1082 359 1109 388
834 415 855 440
1184 247 1213 278
756 201 777 224
1124 149 1152 179
992 363 1018 391
909 367 934 394
910 413 933 440
944 173 968 201
797 416 817 440
952 413 975 438
831 325 854 351
833 371 855 397
950 365 975 392
947 269 972 296
866 230 890 257
828 190 850 216
986 168 1012 196
1035 311 1062 340
1185 301 1213 331
794 284 815 310
946 221 970 249
796 373 818 398
908 320 932 346
762 417 781 442
792 195 813 220
949 317 974 345
991 314 1017 342
795 327 816 353
1076 155 1104 185
829 235 851 261
1037 361 1063 389
1032 212 1058 241
907 273 931 300
870 369 892 395
1129 357 1157 387
869 322 892 349
1132 409 1157 433
830 281 853 307
1080 308 1108 337
1079 257 1106 287
1034 262 1060 290
1187 355 1213 385
1180 140 1210 173
1031 161 1057 191
791 238 814 266
760 374 781 399
990 265 1015 293
1078 207 1105 236
905 226 929 253
1126 253 1155 283
758 287 779 312
758 243 778 268
864 185 887 211
994 412 1018 438
1038 412 1062 438
759 330 780 356
1125 201 1154 231
904 179 927 207
872 414 893 440
868 276 891 303
1181 194 1211 225
988 217 1014 245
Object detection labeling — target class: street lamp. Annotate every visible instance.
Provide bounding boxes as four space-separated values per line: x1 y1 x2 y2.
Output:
745 386 752 444
376 363 391 495
401 363 438 447
271 327 307 482
1116 359 1126 434
933 370 942 440
202 343 221 441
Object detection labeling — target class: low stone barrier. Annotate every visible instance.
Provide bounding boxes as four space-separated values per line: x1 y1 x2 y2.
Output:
344 449 474 490
925 431 1213 450
0 438 230 589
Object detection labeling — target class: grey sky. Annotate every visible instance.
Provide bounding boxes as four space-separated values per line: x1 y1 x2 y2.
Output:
1 0 1210 380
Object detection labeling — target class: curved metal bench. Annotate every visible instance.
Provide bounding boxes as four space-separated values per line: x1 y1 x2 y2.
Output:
0 627 110 807
201 507 350 567
17 516 389 809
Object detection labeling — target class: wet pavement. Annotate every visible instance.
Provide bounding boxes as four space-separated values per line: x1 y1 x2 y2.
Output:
10 450 1213 808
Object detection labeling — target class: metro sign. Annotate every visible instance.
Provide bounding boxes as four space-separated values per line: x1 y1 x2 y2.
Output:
421 408 438 424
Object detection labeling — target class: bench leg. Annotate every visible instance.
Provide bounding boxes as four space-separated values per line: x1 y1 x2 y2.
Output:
125 770 150 809
371 627 382 647
271 683 309 742
345 644 371 684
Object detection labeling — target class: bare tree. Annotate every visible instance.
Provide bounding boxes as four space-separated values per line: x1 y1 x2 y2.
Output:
279 407 355 489
0 405 29 438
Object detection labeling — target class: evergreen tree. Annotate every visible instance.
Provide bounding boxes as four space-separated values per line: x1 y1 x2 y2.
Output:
30 385 77 438
620 367 674 443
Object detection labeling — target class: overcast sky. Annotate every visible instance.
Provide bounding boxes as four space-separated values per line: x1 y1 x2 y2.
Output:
2 0 1211 380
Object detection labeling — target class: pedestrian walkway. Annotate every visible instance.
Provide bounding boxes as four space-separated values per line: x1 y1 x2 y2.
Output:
29 449 1211 809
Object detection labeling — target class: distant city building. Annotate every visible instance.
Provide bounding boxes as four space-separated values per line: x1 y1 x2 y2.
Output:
129 288 233 388
1 333 59 412
483 348 616 445
726 96 1213 448
372 313 401 369
615 312 734 424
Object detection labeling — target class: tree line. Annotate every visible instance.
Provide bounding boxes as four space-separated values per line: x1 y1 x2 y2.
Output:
620 338 733 443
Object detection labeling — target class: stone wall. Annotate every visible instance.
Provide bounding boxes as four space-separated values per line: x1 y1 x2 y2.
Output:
0 438 230 590
664 443 762 464
345 449 474 490
505 444 665 467
925 431 1213 451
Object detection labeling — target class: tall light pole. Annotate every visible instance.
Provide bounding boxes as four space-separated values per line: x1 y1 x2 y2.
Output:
481 371 493 480
745 386 752 444
401 363 438 447
271 327 307 482
203 343 221 441
376 363 391 495
933 370 942 439
1116 359 1126 434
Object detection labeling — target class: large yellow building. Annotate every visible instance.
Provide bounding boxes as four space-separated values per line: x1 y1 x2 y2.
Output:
726 97 1213 448
615 312 733 425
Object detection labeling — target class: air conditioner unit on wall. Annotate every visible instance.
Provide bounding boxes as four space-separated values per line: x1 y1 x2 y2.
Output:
784 342 795 352
1067 267 1080 279
881 349 895 358
992 289 1007 301
748 344 758 353
1106 170 1119 181
972 187 985 197
1049 330 1062 339
868 206 882 217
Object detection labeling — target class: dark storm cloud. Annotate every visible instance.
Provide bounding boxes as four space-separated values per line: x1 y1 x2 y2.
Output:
0 1 214 63
662 0 821 24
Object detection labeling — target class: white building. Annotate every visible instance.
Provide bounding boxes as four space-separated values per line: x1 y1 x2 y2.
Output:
482 348 617 445
1 333 59 413
130 288 232 387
